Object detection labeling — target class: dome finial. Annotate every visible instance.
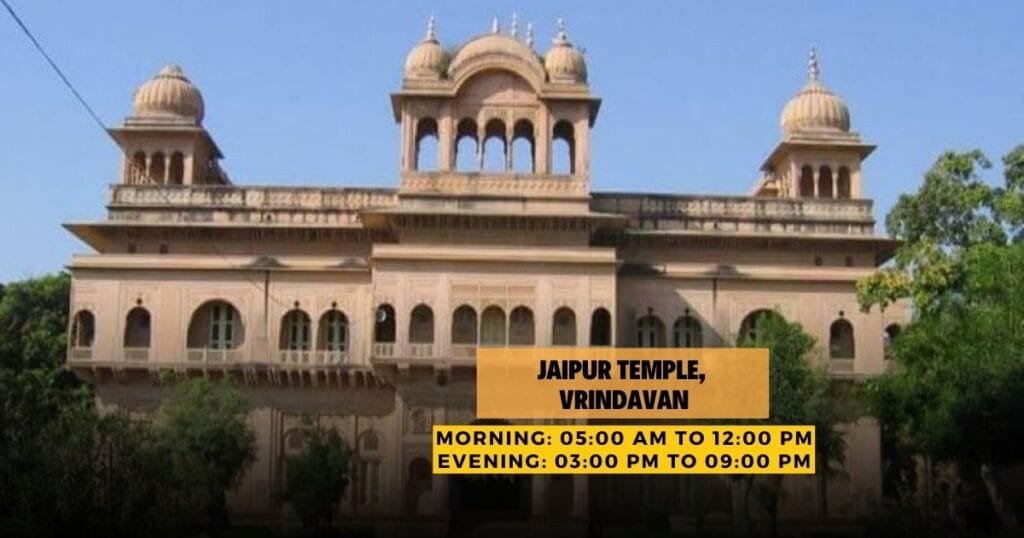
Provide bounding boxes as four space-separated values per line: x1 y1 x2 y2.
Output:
510 12 519 38
491 15 499 34
425 13 437 41
808 45 820 81
555 17 569 44
526 22 534 48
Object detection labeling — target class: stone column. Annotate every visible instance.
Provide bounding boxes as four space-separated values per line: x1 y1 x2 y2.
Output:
813 166 820 198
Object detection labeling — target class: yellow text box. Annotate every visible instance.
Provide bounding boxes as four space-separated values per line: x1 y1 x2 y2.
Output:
433 425 815 475
476 347 768 419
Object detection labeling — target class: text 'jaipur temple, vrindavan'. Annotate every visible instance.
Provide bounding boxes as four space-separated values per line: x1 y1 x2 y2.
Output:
64 15 909 535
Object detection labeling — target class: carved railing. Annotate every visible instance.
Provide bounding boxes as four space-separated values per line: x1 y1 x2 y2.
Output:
69 347 92 360
107 184 398 225
372 343 395 358
408 343 435 358
591 193 876 235
123 347 150 361
186 348 242 363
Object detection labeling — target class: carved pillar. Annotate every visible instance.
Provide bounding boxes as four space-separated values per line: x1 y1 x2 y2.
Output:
813 166 820 198
438 113 453 172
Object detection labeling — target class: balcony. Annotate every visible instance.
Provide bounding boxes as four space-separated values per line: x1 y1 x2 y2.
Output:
69 347 92 360
275 350 349 366
123 347 150 361
186 348 242 363
372 343 395 358
828 358 855 374
408 344 435 358
451 344 477 360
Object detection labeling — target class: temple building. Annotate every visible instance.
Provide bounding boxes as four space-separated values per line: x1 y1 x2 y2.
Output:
64 16 909 535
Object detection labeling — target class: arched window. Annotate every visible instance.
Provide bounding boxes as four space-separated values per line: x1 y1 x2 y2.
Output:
409 304 434 344
415 117 439 171
451 305 478 345
673 314 703 347
187 300 244 349
590 308 611 346
71 310 95 348
837 167 851 199
279 309 311 351
455 118 478 172
408 409 431 434
511 119 535 173
482 118 506 172
374 304 396 343
552 120 575 174
168 152 184 184
130 151 147 183
149 151 165 183
508 306 535 346
818 166 833 198
884 324 901 359
358 430 381 505
799 165 814 197
405 457 433 514
123 307 151 348
636 313 666 348
552 307 576 346
318 309 348 351
738 309 779 344
829 319 855 359
480 306 506 347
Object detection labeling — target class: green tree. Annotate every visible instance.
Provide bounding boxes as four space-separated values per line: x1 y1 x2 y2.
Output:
859 146 1024 531
730 311 843 537
0 272 70 370
281 418 353 530
155 376 257 531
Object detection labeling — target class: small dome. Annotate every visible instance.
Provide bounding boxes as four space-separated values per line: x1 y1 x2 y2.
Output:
132 64 204 123
780 50 850 135
404 16 446 80
544 19 586 83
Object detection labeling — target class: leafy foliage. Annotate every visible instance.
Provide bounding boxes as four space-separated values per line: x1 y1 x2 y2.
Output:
0 272 69 370
281 418 353 529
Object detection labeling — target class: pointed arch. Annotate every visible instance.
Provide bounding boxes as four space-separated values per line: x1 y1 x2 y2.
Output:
636 313 666 348
552 307 576 346
482 118 507 172
818 166 833 198
508 306 535 346
279 309 311 351
374 304 396 343
318 309 348 351
168 152 185 184
71 310 95 348
672 314 703 347
552 120 575 175
837 166 851 199
799 165 814 197
511 119 535 173
829 319 855 359
451 305 478 344
123 307 151 348
409 304 434 344
480 306 506 347
590 308 611 346
455 118 478 172
415 117 439 171
187 300 244 349
738 309 780 344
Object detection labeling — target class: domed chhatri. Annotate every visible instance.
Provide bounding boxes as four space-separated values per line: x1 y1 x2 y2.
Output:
544 18 587 83
779 48 850 135
404 15 446 80
132 64 205 123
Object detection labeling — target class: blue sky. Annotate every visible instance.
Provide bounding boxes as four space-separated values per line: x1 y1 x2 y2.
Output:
1 1 1022 281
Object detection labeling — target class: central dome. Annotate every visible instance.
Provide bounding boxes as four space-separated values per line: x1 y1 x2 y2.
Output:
779 50 850 135
132 64 204 123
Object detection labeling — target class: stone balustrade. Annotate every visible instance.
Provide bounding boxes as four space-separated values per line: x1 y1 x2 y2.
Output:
107 184 398 225
591 193 876 235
